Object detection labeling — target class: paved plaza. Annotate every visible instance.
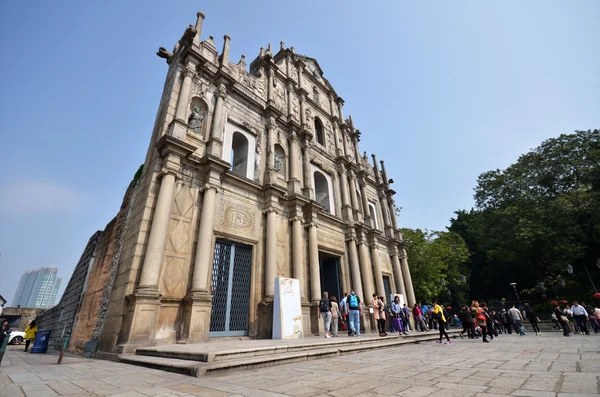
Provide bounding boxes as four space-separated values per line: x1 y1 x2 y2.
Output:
1 333 599 397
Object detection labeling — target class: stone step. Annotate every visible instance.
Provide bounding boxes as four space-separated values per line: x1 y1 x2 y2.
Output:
135 330 457 363
121 332 454 377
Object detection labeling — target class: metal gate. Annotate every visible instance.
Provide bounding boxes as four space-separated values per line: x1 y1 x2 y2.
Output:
209 240 252 337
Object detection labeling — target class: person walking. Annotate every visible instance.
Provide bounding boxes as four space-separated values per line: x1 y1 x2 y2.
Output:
413 304 427 331
318 292 332 338
340 292 351 336
0 320 10 365
372 294 385 337
432 300 451 344
481 303 496 340
472 301 489 343
571 301 590 335
501 309 512 334
523 303 541 335
23 320 38 352
402 304 411 333
554 304 571 337
459 305 474 339
347 289 362 336
379 296 388 336
508 304 525 335
582 302 599 333
330 296 340 337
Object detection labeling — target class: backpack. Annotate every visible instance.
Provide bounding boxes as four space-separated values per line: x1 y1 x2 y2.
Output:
349 294 359 309
319 298 330 313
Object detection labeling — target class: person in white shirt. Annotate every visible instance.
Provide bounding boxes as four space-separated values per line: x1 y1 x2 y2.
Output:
571 301 590 335
508 305 525 336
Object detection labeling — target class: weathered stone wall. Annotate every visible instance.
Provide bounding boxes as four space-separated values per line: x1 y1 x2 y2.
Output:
36 231 102 350
69 183 137 353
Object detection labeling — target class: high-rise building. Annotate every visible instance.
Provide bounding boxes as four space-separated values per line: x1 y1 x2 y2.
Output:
12 266 62 308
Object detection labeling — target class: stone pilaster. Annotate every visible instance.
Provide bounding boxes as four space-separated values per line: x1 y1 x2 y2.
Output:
264 208 278 297
379 192 394 238
302 141 314 199
358 239 374 304
288 132 302 194
290 216 305 300
307 222 320 303
207 83 227 156
391 251 407 302
169 67 195 140
370 244 385 299
346 237 363 301
400 250 416 306
359 179 372 228
265 116 277 184
338 165 353 221
348 169 362 222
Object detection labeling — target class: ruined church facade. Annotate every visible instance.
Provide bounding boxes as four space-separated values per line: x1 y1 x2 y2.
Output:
96 11 416 353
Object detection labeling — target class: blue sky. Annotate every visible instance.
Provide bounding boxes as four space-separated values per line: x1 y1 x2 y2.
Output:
1 1 598 306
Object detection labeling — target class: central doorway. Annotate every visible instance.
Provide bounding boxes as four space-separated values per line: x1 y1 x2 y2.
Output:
209 240 252 337
319 252 341 301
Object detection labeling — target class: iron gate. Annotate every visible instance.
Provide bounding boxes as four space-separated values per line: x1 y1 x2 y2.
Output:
209 240 252 337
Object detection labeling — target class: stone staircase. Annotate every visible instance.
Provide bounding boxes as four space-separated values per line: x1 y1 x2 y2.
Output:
119 330 459 377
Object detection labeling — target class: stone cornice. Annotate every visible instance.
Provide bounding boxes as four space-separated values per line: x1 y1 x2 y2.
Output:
156 134 197 159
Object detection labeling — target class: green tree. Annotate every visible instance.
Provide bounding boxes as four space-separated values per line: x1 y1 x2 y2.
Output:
401 228 470 304
450 130 600 302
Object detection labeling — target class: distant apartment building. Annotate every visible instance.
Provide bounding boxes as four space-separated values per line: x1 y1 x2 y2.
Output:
12 266 62 308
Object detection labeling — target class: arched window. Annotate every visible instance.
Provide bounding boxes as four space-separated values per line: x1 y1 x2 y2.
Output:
368 202 379 229
230 132 249 177
274 144 286 177
314 117 324 146
314 171 331 213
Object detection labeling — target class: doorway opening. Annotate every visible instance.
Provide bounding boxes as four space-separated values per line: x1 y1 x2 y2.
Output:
319 252 342 302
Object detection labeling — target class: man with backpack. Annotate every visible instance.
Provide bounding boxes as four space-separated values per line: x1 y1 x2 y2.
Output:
346 289 362 336
318 292 333 338
340 292 351 336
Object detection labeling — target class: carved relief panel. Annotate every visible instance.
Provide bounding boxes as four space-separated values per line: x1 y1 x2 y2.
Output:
160 184 199 298
216 198 258 240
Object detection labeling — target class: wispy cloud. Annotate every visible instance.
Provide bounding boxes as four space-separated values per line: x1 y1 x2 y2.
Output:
0 177 89 215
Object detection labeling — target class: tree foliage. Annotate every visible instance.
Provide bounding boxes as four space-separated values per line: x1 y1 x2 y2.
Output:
401 228 470 304
449 130 600 302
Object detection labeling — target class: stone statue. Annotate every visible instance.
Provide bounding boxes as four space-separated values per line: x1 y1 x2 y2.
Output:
274 152 282 172
188 105 203 133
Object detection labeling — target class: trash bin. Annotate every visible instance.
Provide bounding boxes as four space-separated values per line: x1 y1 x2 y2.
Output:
30 329 51 354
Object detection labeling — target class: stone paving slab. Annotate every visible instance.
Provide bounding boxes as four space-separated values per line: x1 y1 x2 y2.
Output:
0 333 599 396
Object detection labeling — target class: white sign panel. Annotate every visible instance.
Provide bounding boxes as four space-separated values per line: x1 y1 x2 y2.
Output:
272 277 303 339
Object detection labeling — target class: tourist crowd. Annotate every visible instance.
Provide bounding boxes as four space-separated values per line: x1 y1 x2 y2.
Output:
317 291 600 342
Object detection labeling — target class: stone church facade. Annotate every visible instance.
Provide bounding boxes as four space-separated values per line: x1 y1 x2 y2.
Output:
95 11 416 354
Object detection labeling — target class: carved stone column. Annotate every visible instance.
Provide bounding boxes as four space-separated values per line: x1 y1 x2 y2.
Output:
299 95 306 127
391 251 407 301
379 192 393 238
358 240 374 304
264 208 277 297
387 196 399 231
208 84 227 156
307 222 321 302
265 117 276 184
267 69 274 104
191 185 219 292
288 132 302 194
370 245 385 299
138 171 177 290
348 169 362 222
181 183 219 343
360 181 371 228
346 238 363 302
170 68 195 140
287 83 294 119
400 250 416 306
302 141 314 199
291 216 305 300
338 165 352 221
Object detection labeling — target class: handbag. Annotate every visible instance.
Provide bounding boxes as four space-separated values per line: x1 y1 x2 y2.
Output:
560 315 568 323
432 311 442 321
